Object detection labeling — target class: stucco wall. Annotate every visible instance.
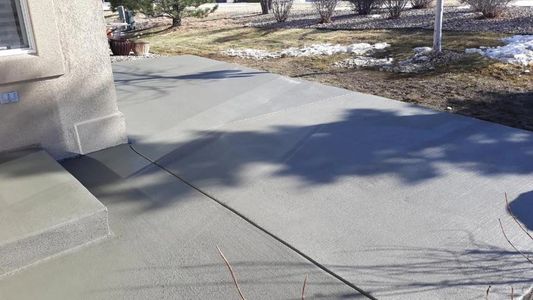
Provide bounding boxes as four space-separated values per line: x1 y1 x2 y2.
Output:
0 0 126 159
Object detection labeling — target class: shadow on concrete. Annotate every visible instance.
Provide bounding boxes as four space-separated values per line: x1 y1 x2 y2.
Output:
447 91 533 132
4 105 532 217
113 66 267 101
509 191 533 231
61 147 193 212
28 103 531 298
150 108 533 186
328 243 533 297
114 69 266 84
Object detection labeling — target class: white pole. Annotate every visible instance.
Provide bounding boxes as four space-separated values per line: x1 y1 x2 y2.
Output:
433 0 444 53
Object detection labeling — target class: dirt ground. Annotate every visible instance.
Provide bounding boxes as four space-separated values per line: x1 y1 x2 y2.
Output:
115 11 533 131
220 53 533 131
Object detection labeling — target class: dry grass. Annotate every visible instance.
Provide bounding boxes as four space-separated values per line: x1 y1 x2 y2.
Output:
134 21 533 131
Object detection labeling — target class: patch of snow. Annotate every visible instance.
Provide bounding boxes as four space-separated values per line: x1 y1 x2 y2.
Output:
465 48 484 55
335 56 394 68
223 48 280 59
465 35 533 65
223 42 390 59
413 46 433 54
381 48 465 73
374 42 390 50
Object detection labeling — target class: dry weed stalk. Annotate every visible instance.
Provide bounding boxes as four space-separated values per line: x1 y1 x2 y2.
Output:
217 245 247 300
216 245 309 300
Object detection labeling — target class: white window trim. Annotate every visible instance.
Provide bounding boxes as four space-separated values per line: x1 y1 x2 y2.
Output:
0 0 36 57
0 0 65 84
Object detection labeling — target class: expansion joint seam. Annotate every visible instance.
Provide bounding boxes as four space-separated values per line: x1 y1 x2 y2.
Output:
128 143 377 300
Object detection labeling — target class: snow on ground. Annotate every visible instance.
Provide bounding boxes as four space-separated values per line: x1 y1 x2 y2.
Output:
223 42 390 59
466 35 533 65
335 56 394 68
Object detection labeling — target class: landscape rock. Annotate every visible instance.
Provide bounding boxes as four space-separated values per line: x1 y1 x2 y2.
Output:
240 7 533 34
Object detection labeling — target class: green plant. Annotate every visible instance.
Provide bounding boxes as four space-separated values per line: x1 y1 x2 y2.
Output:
109 0 152 12
109 0 215 27
184 4 218 18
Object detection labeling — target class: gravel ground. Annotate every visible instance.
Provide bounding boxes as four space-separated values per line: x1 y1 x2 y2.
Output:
238 6 533 34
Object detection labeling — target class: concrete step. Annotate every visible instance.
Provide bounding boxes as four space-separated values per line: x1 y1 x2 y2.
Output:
0 149 110 277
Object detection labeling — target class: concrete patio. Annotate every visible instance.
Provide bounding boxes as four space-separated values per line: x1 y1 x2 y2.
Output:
1 56 532 299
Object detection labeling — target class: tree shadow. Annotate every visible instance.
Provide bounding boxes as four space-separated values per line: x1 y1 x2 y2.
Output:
148 107 533 187
446 91 533 132
328 243 533 297
113 62 267 101
509 191 533 231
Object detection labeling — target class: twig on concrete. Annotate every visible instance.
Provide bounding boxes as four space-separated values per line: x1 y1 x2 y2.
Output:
216 245 247 300
498 219 533 265
301 274 308 300
505 192 533 242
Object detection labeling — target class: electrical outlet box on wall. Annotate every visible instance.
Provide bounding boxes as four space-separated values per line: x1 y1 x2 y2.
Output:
0 91 19 104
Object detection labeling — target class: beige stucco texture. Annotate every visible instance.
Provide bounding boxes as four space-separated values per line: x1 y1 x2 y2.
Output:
0 0 126 159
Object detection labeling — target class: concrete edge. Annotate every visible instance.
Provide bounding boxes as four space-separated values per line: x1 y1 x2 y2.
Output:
0 208 111 278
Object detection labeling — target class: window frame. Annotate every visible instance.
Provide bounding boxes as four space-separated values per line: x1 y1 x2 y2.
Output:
0 0 36 57
0 0 65 85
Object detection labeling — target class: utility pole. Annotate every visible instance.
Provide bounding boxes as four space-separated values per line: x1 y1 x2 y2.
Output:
433 0 444 53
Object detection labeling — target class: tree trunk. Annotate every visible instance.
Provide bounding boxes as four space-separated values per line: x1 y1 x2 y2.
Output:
260 0 269 14
172 15 182 27
171 4 182 27
433 0 444 53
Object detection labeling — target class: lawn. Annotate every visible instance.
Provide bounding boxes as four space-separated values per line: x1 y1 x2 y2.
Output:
127 16 533 131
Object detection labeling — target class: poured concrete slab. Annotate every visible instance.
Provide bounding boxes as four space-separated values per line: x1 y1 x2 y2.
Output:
0 145 361 299
0 150 109 277
114 57 533 299
113 55 350 161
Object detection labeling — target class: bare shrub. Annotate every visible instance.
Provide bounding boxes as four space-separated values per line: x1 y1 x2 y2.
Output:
272 0 294 22
410 0 433 8
384 0 408 18
313 0 338 23
461 0 512 18
348 0 381 15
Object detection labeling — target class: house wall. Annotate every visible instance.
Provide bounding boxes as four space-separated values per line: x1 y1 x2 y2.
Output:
0 0 126 159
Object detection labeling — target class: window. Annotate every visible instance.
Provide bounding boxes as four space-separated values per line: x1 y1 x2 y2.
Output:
0 0 34 55
0 0 64 84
